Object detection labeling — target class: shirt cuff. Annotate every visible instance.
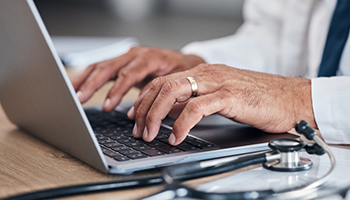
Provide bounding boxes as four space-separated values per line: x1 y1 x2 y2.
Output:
312 77 350 144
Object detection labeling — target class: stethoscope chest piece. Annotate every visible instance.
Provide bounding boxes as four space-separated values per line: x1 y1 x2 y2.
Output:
263 138 313 172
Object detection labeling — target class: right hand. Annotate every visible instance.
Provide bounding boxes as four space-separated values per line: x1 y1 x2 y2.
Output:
128 64 317 145
72 46 205 111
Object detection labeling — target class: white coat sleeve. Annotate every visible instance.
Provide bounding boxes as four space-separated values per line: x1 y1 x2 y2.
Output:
181 0 287 74
312 77 350 144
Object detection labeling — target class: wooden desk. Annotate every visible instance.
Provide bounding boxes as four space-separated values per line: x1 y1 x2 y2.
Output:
0 69 349 199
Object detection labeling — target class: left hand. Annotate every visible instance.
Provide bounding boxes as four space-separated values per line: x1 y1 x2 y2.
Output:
128 64 317 145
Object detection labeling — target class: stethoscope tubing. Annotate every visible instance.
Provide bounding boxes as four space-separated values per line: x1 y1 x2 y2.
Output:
2 176 163 200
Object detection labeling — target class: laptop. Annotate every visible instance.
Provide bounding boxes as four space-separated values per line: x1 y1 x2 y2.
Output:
0 0 295 174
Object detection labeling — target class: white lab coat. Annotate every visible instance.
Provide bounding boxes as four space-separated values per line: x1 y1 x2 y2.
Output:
181 0 350 144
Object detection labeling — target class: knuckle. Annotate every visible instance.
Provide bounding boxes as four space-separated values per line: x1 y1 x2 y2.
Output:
195 63 223 72
162 80 180 94
150 77 166 89
186 99 205 114
135 107 144 120
95 63 110 72
118 68 129 78
142 47 157 54
139 47 159 58
145 113 156 124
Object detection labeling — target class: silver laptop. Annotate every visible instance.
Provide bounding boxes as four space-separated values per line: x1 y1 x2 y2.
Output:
0 0 294 174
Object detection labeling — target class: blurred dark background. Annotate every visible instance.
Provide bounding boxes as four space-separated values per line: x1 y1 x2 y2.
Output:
35 0 244 50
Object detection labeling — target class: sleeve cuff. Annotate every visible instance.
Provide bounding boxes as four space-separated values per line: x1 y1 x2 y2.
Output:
312 77 350 144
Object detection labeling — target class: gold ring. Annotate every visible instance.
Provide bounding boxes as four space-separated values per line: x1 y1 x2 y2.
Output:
186 77 198 98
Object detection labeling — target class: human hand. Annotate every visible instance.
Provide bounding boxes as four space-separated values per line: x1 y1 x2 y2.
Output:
128 64 317 145
72 46 205 111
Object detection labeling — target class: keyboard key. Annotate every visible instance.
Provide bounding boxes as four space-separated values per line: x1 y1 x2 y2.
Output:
110 135 128 140
126 153 148 159
159 126 172 134
124 141 144 147
156 146 182 154
147 140 167 147
86 109 211 160
94 133 103 137
159 138 170 144
103 132 120 137
117 138 138 144
177 144 200 151
119 149 140 155
102 148 120 157
111 146 132 151
185 138 206 145
118 129 130 135
98 139 115 144
103 142 123 148
183 137 216 149
113 156 130 162
132 145 152 151
142 148 165 156
194 143 217 149
155 133 169 139
96 135 109 140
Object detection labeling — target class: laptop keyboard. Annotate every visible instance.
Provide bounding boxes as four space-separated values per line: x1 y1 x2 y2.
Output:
85 109 216 162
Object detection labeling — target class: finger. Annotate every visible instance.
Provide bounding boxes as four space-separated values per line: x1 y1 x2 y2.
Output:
126 80 153 120
72 64 96 91
74 48 139 103
141 77 193 142
130 70 192 138
128 67 206 119
139 81 153 99
72 64 97 102
131 71 203 139
103 56 162 111
130 76 168 138
170 91 229 145
126 80 156 120
76 66 116 103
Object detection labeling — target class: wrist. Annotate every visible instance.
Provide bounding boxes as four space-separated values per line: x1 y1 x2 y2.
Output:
292 77 318 130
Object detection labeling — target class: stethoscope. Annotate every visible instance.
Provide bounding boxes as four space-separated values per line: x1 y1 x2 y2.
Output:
2 120 338 200
142 120 336 200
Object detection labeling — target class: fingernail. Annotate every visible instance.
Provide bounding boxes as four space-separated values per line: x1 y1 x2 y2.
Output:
76 91 82 101
104 98 111 108
169 133 176 145
143 127 148 140
127 106 135 119
133 122 138 137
